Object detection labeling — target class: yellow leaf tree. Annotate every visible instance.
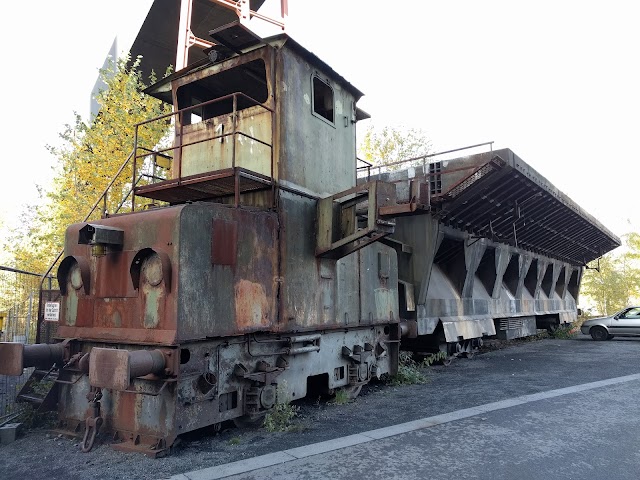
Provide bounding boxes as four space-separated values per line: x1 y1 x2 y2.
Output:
5 55 172 277
358 125 432 171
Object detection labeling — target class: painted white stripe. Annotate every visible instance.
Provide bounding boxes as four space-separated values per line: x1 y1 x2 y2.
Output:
170 373 640 480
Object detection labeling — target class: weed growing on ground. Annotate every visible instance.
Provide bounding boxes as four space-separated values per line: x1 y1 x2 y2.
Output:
15 405 57 430
388 351 428 385
30 380 55 397
263 382 300 432
421 351 448 367
331 389 350 405
550 323 578 339
263 402 300 432
228 437 241 446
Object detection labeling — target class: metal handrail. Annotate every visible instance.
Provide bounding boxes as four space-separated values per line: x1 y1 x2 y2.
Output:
38 149 137 291
132 91 275 210
36 91 275 338
134 91 273 129
357 141 495 180
37 91 274 293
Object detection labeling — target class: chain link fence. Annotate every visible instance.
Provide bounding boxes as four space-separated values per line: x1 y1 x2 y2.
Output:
0 266 57 417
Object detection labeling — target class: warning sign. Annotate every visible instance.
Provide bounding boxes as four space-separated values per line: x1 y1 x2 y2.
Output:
44 302 60 321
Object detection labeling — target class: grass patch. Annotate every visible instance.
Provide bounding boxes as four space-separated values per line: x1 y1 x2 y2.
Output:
388 351 428 385
331 389 350 406
30 379 55 397
228 437 241 445
15 404 57 430
550 323 579 339
263 402 300 432
421 351 448 367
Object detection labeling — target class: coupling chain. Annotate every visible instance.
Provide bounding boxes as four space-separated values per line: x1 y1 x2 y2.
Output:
81 387 103 453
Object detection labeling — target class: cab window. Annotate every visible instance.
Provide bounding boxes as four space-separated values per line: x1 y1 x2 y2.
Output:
312 76 334 124
177 59 268 126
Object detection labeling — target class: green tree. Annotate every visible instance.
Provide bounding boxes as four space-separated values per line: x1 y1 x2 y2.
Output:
624 232 640 261
358 125 432 170
4 55 171 276
580 233 640 315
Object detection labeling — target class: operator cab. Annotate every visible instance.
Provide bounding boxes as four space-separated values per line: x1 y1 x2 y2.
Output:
135 21 369 208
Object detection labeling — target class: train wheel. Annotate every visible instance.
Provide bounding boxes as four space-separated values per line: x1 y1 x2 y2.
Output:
339 384 362 401
547 322 559 335
233 414 266 429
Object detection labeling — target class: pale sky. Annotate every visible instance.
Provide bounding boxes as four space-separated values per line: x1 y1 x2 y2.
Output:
1 0 638 246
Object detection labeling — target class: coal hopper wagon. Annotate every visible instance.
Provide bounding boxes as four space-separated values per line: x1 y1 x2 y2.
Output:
0 23 619 456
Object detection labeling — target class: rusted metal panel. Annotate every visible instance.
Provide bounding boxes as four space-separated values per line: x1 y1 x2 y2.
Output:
359 243 399 324
56 206 183 345
94 252 138 298
278 192 324 329
279 190 400 331
336 255 360 326
177 203 278 340
0 343 24 376
234 279 271 329
211 218 238 266
179 107 273 177
90 348 131 391
277 46 358 195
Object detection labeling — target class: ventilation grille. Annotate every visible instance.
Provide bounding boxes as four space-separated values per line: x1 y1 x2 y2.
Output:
499 318 524 331
429 161 442 194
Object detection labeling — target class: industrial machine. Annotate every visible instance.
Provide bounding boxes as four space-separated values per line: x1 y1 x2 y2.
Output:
0 15 619 456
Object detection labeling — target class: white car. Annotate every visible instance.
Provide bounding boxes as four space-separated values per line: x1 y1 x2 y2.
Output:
580 307 640 341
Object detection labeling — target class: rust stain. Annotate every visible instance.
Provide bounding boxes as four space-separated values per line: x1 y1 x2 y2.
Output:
234 279 270 329
114 389 137 434
211 219 238 266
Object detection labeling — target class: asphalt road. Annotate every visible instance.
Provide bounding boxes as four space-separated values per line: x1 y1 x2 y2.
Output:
215 366 640 480
2 334 640 480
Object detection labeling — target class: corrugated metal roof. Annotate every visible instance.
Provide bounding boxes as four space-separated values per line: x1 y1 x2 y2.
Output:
432 149 620 265
144 32 365 101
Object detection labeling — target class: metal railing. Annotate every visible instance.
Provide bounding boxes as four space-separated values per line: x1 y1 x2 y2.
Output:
0 369 30 418
357 141 494 181
36 92 275 344
0 266 50 417
0 266 47 344
132 91 275 210
37 149 138 305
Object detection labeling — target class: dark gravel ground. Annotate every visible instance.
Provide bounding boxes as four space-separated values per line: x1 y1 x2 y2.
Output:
1 333 638 480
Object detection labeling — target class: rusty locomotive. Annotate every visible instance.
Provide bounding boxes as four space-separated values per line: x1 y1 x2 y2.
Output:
0 21 619 456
